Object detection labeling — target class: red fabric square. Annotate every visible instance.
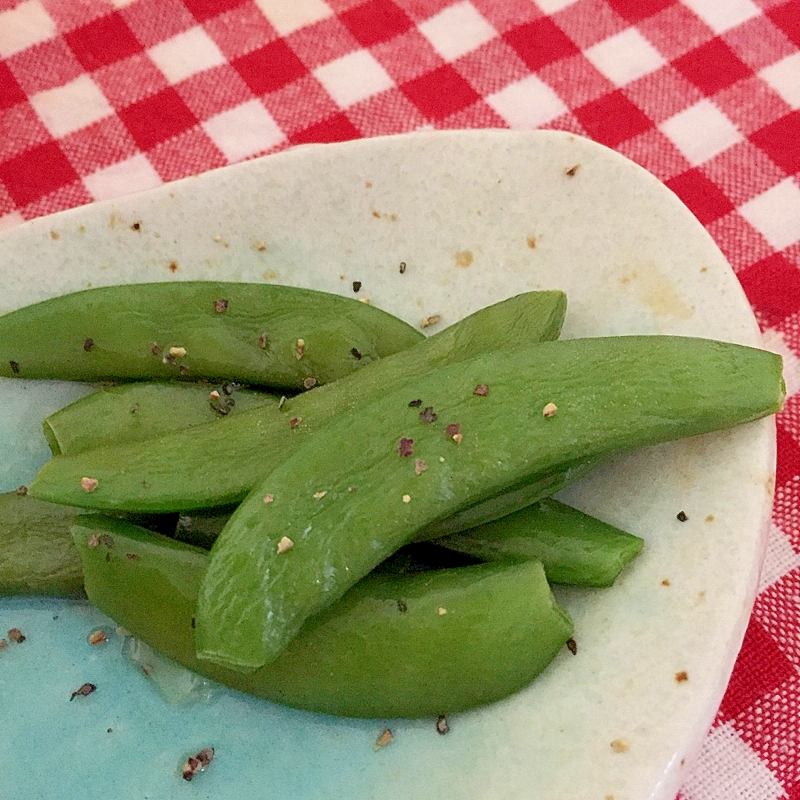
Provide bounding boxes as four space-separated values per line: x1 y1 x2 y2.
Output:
118 88 198 151
0 62 26 110
233 39 308 96
703 141 786 207
624 65 703 125
738 253 800 328
666 169 735 225
673 38 753 96
723 14 798 71
750 111 800 175
339 0 413 47
616 128 691 182
538 53 614 108
346 87 426 136
0 142 80 208
777 423 800 488
401 64 481 120
637 3 715 61
285 15 360 70
714 77 792 137
454 38 530 98
768 0 800 47
93 53 169 108
574 90 653 148
183 0 245 22
605 0 675 23
19 180 93 222
718 617 797 721
290 112 362 144
64 12 143 70
504 17 580 72
706 211 775 274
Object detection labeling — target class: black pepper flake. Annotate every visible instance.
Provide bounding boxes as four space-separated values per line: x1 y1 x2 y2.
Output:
15 485 27 496
70 683 96 700
397 600 407 613
101 534 114 548
182 748 214 781
289 416 302 429
125 552 139 561
408 399 422 408
677 511 688 522
352 281 362 293
436 715 450 735
566 638 578 655
445 423 461 437
213 299 228 313
150 343 161 356
474 384 489 396
398 437 414 457
9 360 19 375
131 222 141 231
8 628 25 643
83 338 94 352
419 406 437 424
191 617 196 629
350 347 362 360
565 164 580 177
399 261 407 274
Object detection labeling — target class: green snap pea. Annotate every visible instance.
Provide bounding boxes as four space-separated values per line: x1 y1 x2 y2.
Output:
29 291 568 513
45 382 277 456
0 282 422 389
71 516 573 718
195 336 783 670
434 498 643 587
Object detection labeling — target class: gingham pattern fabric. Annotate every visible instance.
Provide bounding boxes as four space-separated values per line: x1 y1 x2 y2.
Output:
1 1 799 796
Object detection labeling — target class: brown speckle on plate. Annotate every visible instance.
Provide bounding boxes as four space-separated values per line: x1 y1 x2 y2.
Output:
70 683 96 701
182 747 214 781
8 628 25 643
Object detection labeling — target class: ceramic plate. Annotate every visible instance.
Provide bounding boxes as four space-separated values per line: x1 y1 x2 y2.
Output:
0 130 775 800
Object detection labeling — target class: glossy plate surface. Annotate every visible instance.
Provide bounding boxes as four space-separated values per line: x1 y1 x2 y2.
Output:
0 130 774 800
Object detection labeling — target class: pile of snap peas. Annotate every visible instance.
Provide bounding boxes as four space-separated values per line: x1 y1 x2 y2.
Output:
0 282 785 718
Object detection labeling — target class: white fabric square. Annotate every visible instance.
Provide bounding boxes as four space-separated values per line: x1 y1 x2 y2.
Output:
255 0 333 35
486 75 567 129
534 0 579 12
659 100 742 165
419 2 497 62
758 522 800 592
148 27 227 85
0 0 56 58
584 28 665 86
740 178 800 251
314 50 394 109
762 328 800 398
84 155 163 201
681 723 785 800
681 0 760 34
30 75 113 138
202 100 285 163
760 54 800 110
0 212 24 231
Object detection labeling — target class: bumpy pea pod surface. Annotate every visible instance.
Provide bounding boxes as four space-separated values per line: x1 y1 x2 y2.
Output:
45 382 277 456
435 498 643 587
72 516 573 718
30 291 568 512
0 281 422 389
196 336 784 670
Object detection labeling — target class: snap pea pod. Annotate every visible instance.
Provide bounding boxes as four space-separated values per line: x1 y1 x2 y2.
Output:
0 281 423 389
29 291 568 512
0 491 176 595
196 336 783 670
45 382 277 456
71 516 573 718
435 498 643 587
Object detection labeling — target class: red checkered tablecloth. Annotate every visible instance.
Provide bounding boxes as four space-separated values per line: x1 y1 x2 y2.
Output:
1 1 799 796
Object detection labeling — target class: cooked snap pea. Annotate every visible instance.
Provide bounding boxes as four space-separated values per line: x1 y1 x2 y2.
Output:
45 382 278 456
29 292 568 513
195 336 783 670
0 491 84 596
0 282 422 389
71 516 573 718
434 498 643 587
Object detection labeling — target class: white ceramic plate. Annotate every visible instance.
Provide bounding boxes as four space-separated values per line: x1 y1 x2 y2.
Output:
0 130 775 800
